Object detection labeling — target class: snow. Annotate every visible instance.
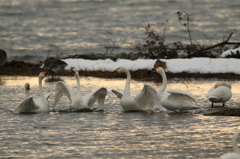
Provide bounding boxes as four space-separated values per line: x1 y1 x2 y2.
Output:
63 57 240 74
221 47 240 57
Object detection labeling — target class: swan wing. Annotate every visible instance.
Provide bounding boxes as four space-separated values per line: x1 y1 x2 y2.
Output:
135 84 157 110
53 81 74 106
13 96 39 114
111 89 123 99
44 93 52 100
84 87 108 109
219 153 240 159
167 89 197 103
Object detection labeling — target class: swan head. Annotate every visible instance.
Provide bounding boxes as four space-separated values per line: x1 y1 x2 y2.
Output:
71 68 79 76
214 82 232 89
113 67 127 74
153 67 165 74
25 82 30 90
39 72 47 80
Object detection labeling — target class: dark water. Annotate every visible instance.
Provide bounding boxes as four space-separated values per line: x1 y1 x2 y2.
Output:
0 0 240 63
0 76 240 158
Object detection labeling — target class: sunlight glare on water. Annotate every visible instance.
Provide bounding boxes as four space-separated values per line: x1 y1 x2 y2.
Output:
0 76 240 158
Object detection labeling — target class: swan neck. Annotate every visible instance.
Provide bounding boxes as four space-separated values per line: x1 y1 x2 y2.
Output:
38 77 45 102
25 89 29 98
232 137 240 154
158 71 167 94
123 69 131 96
75 73 81 93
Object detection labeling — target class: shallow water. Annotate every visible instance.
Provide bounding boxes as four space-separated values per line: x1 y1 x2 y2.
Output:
0 0 240 62
0 76 240 158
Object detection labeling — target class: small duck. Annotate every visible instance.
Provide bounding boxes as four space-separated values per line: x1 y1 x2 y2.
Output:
40 57 68 79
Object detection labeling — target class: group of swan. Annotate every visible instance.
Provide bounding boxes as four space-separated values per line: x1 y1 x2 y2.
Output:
13 66 232 114
11 67 236 158
13 69 107 114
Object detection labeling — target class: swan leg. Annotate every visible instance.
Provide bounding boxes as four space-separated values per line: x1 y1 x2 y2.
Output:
222 102 225 107
211 103 214 107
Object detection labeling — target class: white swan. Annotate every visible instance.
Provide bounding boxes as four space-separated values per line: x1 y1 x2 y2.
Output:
153 67 199 112
13 72 51 114
53 68 107 111
111 67 158 112
24 82 30 98
206 82 232 107
220 133 240 159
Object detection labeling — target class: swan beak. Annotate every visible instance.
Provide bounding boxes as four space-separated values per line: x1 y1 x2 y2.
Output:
113 68 119 74
42 72 47 76
152 67 158 72
214 85 218 88
71 69 77 74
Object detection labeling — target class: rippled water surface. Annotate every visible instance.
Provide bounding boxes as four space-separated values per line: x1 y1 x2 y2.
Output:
0 0 240 62
0 76 240 158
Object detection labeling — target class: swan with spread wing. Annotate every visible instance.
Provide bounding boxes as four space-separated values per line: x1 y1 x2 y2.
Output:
13 72 51 114
153 67 199 112
111 67 159 112
53 68 107 111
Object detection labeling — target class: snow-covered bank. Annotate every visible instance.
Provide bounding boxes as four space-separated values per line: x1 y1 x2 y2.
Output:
63 58 240 74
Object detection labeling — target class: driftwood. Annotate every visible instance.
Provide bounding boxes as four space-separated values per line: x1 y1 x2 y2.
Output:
200 32 240 52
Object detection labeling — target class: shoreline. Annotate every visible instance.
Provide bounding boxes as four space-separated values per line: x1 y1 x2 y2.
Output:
0 60 240 116
1 60 240 81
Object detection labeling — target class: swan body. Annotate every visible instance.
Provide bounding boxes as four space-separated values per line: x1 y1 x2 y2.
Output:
53 69 107 111
13 72 51 114
112 67 158 112
154 67 199 112
220 133 240 159
206 82 232 107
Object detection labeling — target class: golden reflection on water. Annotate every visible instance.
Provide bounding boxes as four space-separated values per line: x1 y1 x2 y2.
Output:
1 76 240 100
0 76 40 86
1 76 240 158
